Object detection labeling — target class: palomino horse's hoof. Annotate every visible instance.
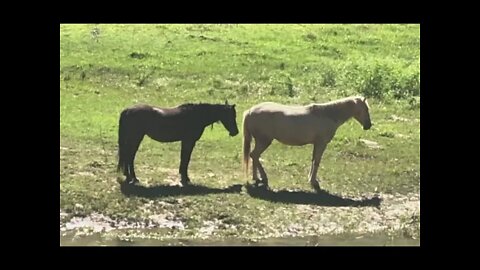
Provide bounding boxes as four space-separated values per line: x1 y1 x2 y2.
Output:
310 181 321 193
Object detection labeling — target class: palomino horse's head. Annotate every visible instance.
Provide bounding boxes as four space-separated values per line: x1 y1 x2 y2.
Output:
353 97 372 130
220 100 239 136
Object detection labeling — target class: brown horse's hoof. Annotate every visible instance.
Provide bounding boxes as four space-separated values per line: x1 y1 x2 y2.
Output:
180 178 191 187
252 180 270 191
253 179 262 186
253 178 268 184
127 178 139 185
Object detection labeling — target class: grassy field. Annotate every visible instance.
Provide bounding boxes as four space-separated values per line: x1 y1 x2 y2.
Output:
60 24 420 245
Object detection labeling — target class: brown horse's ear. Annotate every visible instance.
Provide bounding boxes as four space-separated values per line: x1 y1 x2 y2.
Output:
225 100 229 105
362 97 367 102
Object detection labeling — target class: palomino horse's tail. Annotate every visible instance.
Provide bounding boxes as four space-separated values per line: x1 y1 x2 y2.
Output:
242 110 252 178
117 109 128 174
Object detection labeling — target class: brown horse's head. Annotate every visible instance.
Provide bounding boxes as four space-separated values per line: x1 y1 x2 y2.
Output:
221 100 239 136
353 97 372 130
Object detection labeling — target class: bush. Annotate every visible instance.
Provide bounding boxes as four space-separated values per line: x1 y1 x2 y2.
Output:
321 68 336 87
343 60 420 100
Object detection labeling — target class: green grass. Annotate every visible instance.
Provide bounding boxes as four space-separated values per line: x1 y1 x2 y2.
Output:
60 24 420 245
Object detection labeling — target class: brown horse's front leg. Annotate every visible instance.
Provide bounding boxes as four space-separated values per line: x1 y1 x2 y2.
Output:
309 141 327 192
180 140 196 186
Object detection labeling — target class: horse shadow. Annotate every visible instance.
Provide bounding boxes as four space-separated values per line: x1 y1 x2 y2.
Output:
120 181 243 198
245 183 382 208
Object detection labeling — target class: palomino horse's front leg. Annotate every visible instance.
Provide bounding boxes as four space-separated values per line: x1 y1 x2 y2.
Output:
308 141 327 192
179 140 196 186
250 137 272 188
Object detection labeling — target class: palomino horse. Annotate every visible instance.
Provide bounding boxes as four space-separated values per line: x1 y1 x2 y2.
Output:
242 96 372 192
118 101 239 185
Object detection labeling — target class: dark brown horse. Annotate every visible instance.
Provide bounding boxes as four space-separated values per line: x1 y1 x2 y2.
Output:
117 101 239 185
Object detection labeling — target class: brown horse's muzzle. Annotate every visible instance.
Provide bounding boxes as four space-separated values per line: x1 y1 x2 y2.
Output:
230 130 239 136
363 123 372 130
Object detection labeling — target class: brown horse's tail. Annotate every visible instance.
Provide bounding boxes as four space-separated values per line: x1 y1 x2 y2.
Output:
117 109 128 174
242 110 252 178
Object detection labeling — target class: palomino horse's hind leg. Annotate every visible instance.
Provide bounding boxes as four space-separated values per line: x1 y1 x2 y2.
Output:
126 134 145 184
179 140 197 186
309 141 327 192
250 137 272 188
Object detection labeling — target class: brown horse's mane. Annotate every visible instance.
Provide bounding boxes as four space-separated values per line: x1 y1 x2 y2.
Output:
178 103 229 112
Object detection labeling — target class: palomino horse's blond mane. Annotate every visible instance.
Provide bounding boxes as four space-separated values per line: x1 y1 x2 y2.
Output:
308 96 369 124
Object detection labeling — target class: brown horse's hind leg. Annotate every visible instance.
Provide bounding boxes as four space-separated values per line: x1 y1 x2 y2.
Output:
179 140 197 186
126 134 145 184
250 137 272 188
309 141 327 192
